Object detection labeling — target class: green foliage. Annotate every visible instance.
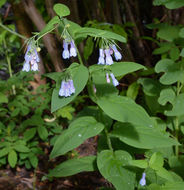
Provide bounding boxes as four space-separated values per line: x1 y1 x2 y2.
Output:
1 2 184 189
97 150 135 190
48 156 97 177
153 0 184 9
51 63 89 112
50 116 104 158
53 3 70 17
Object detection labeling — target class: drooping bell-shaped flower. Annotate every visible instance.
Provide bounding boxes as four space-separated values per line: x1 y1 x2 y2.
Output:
59 79 75 97
97 49 105 65
110 73 119 86
22 61 30 72
111 45 122 61
68 79 75 94
70 40 77 57
139 172 146 186
106 73 111 83
62 40 70 59
22 44 39 72
105 49 113 65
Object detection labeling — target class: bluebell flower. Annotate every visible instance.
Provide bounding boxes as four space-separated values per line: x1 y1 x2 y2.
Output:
111 45 122 61
22 61 30 72
62 40 70 59
59 79 75 97
106 73 111 83
68 79 75 94
22 44 39 72
97 49 105 65
70 40 77 57
139 172 146 186
110 73 119 86
105 49 113 65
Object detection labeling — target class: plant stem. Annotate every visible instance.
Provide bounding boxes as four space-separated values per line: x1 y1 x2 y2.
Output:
105 129 113 151
175 81 182 157
175 116 179 157
0 22 27 40
3 39 16 95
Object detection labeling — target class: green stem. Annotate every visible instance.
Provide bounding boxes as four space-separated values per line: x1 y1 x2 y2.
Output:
76 46 83 65
0 22 27 40
175 81 181 157
105 129 113 151
3 39 16 95
175 117 179 157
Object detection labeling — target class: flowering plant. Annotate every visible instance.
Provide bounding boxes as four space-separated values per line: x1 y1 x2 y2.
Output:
4 2 184 189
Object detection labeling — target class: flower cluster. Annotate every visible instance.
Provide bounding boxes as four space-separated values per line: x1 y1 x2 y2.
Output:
106 73 119 87
62 40 77 59
59 79 75 97
22 44 39 72
139 172 146 186
97 44 122 65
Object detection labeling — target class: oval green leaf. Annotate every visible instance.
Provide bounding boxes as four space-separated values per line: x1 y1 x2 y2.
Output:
48 156 97 177
53 3 70 17
50 116 104 159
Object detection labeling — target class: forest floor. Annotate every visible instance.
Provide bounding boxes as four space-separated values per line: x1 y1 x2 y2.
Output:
0 137 111 190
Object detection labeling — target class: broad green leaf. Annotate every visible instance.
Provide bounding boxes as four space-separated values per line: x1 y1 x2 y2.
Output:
161 182 184 190
97 150 135 190
153 43 172 55
168 156 184 178
169 47 180 61
155 59 184 85
111 122 179 149
165 93 184 116
51 64 89 112
157 24 180 42
138 78 163 96
48 156 96 177
129 160 148 168
91 70 118 99
0 148 9 157
23 128 37 141
126 82 140 100
50 116 104 158
75 27 126 43
149 152 164 169
84 37 94 60
147 184 161 190
53 3 70 17
156 167 174 182
77 106 113 130
111 62 146 77
153 0 184 9
37 126 48 140
158 88 175 106
14 145 30 153
153 0 171 6
0 92 8 103
8 150 17 168
165 0 184 9
97 95 153 127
